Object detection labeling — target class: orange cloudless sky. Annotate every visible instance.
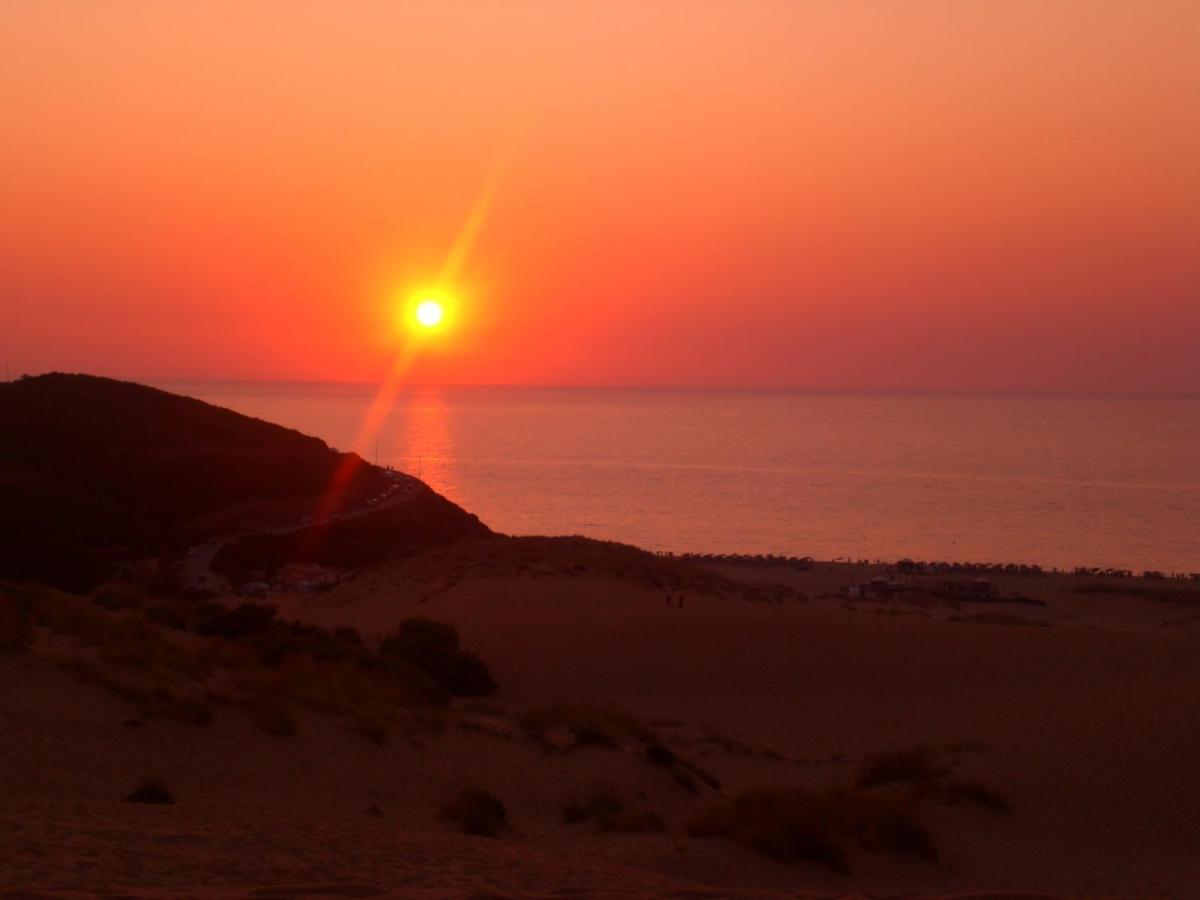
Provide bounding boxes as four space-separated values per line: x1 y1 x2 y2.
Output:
2 1 1198 392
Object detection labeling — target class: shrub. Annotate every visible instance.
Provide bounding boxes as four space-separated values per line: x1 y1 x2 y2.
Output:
440 789 507 837
688 787 938 874
564 782 623 824
351 715 389 744
520 704 656 748
192 602 278 641
143 602 187 630
564 783 666 834
689 788 851 874
941 780 1011 813
378 618 496 697
857 745 945 790
126 779 174 804
93 583 148 611
0 586 34 652
158 694 214 726
856 801 939 861
682 759 722 791
645 743 677 766
252 697 299 736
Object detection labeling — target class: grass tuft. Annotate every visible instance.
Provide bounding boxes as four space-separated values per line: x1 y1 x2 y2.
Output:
439 788 508 837
941 780 1012 813
688 786 938 874
564 782 666 833
126 779 174 805
857 745 945 789
521 703 657 748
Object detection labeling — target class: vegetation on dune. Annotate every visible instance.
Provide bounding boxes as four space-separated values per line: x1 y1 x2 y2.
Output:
374 534 801 606
1073 582 1200 605
520 702 721 796
439 788 508 838
857 744 1011 811
378 617 497 698
563 782 667 834
126 779 174 805
3 580 496 741
688 786 936 874
857 745 948 790
941 780 1012 813
521 703 658 748
686 743 1010 872
0 586 35 652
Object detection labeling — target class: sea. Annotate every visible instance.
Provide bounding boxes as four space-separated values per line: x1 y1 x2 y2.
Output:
161 381 1200 574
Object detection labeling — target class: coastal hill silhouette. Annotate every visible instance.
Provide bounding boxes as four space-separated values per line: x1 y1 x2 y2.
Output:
0 373 488 588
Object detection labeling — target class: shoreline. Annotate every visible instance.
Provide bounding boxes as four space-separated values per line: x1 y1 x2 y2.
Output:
657 549 1200 582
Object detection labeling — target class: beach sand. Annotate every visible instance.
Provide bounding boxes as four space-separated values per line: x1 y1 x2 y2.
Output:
3 547 1198 898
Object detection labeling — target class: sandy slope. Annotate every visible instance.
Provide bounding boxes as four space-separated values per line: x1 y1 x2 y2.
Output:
3 553 1198 897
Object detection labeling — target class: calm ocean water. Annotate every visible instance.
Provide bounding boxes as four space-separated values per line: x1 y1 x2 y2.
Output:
162 382 1200 573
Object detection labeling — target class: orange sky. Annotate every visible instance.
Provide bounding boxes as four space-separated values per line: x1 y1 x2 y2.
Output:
2 1 1198 392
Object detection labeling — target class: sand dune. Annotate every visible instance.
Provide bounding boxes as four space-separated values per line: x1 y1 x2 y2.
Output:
4 549 1198 897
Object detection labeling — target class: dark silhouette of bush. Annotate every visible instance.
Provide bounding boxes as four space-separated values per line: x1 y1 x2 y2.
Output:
0 586 34 652
520 703 656 748
645 743 677 766
192 602 279 640
941 780 1011 813
126 780 174 804
378 618 496 697
564 783 667 833
251 697 299 736
857 745 946 789
688 786 938 874
440 789 507 837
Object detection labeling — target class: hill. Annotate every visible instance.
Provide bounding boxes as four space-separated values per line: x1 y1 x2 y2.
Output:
0 373 489 588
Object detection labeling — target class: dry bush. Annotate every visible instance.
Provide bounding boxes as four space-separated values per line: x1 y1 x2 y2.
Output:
28 586 197 677
251 695 299 736
126 779 174 804
351 714 389 744
564 783 666 833
194 638 260 673
378 618 496 698
0 585 35 652
857 745 946 790
941 780 1011 813
30 586 112 640
688 786 937 874
92 583 149 612
59 655 154 706
153 691 214 726
948 612 1049 628
440 788 508 837
240 654 428 719
521 703 657 748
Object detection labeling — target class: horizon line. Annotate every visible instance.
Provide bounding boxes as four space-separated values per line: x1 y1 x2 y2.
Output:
7 370 1200 400
140 375 1200 401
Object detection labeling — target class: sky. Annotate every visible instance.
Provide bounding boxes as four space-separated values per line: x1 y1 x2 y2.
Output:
2 1 1198 393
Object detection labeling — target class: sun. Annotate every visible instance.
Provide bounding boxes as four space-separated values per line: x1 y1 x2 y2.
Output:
414 298 445 329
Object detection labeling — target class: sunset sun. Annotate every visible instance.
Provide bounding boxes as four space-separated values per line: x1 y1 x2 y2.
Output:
415 299 445 329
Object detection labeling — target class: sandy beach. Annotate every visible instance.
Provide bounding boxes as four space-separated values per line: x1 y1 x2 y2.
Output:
4 542 1198 898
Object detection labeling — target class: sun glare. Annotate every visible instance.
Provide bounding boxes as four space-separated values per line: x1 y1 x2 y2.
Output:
415 299 445 329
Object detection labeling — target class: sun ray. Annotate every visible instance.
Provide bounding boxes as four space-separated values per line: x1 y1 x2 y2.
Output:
304 136 523 542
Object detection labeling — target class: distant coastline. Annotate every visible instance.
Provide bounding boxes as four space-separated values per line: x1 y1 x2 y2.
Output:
148 380 1200 575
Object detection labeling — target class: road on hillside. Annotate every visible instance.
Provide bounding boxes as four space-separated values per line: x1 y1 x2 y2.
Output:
180 473 422 594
